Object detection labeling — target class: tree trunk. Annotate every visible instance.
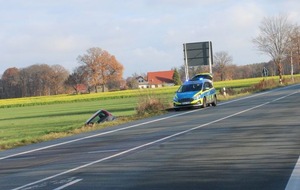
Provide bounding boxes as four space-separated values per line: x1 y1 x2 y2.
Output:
102 84 105 92
277 59 283 84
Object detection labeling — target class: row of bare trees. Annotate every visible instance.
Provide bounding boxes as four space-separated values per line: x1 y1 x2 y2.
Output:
1 49 299 99
0 64 69 98
253 15 300 83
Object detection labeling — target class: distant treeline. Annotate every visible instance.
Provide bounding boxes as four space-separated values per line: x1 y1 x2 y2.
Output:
1 57 299 99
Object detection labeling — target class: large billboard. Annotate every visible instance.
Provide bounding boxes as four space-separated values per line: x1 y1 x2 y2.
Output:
183 41 213 80
183 41 213 67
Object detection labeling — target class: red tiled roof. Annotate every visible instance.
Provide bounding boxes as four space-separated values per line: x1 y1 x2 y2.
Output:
147 70 174 85
76 84 87 92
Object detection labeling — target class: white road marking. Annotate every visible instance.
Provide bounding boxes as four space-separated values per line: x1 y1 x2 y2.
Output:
284 85 300 189
285 156 300 190
281 89 300 190
53 179 82 190
12 89 299 190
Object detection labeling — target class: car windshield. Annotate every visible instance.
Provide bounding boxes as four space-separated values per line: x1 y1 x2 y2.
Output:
177 83 202 92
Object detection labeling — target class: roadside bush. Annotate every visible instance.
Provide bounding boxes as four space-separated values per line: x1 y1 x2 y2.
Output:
283 76 300 85
136 95 166 116
241 78 278 93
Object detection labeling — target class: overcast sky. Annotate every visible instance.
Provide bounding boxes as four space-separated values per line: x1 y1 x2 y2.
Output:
1 0 300 77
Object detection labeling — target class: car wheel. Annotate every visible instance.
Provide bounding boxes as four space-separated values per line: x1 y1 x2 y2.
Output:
212 95 217 107
174 108 180 111
202 97 207 108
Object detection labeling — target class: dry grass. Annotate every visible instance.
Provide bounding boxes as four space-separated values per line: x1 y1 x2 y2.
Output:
136 95 168 116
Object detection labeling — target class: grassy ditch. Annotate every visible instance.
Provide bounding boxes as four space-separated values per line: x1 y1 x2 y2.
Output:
0 75 299 150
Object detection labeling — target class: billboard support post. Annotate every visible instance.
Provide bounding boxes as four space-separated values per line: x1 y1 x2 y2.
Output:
183 43 189 81
208 41 212 74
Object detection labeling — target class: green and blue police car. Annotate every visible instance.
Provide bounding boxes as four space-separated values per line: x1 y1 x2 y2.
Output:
173 76 217 111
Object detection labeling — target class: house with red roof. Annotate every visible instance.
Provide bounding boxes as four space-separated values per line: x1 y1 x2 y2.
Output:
147 70 175 88
136 70 175 88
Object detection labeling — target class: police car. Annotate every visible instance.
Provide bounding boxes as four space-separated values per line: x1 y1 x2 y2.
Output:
173 75 217 110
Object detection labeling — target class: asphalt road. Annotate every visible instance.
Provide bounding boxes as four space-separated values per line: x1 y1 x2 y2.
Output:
0 84 300 190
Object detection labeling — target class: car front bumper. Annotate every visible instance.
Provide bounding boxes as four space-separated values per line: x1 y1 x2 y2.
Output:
173 99 203 108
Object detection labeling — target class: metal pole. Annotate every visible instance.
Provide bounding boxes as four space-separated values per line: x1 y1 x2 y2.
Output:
208 41 212 74
291 51 294 82
184 43 189 81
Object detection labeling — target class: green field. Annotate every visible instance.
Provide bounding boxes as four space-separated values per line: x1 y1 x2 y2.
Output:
0 98 142 149
0 75 299 150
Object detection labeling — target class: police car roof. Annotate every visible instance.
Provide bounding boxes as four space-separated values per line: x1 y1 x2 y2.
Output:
183 78 212 85
190 73 213 81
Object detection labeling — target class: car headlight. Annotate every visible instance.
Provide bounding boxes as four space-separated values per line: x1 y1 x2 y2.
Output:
173 95 178 102
193 94 200 100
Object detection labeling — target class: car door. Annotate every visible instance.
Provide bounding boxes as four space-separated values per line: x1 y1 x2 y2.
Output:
204 82 214 103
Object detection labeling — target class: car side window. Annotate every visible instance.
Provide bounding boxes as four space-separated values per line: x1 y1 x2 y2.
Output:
204 82 208 90
204 82 212 90
208 82 212 89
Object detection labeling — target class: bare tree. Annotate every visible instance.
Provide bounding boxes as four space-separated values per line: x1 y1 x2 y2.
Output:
253 15 293 84
0 79 3 98
126 73 142 89
19 68 30 97
33 64 53 96
65 66 88 94
77 47 124 92
1 67 21 98
18 64 53 97
213 51 233 81
289 24 300 77
50 64 69 95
